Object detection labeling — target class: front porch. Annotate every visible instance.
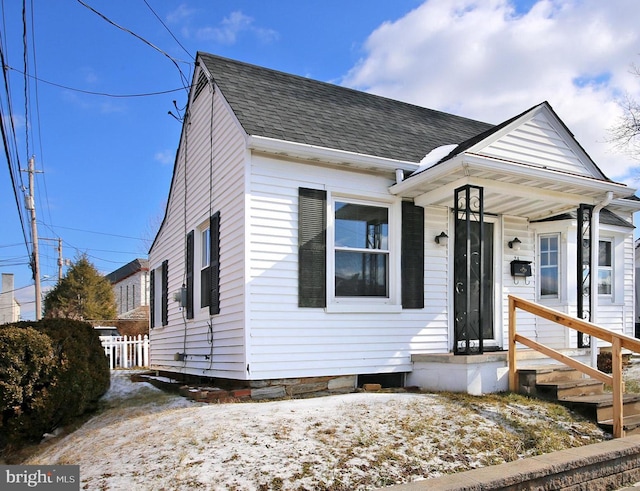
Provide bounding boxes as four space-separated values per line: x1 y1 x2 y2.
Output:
408 348 592 395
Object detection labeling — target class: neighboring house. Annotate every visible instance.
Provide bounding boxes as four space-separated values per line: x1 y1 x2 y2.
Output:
636 238 640 335
0 273 20 324
105 258 149 320
149 53 640 395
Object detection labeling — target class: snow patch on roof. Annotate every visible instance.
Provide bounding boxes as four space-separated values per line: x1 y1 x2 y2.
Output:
411 144 459 175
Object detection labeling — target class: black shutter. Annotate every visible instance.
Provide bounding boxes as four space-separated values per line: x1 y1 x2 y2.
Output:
209 212 221 315
401 201 424 309
186 230 194 319
149 269 155 329
161 260 169 325
298 188 326 307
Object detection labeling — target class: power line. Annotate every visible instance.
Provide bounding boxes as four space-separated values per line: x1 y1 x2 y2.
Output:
27 0 53 228
142 0 193 62
42 223 145 240
22 0 29 158
0 7 30 257
4 65 186 98
76 0 192 91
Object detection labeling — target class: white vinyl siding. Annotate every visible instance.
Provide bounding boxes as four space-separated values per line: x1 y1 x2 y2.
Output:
478 111 602 178
246 155 434 379
149 74 247 379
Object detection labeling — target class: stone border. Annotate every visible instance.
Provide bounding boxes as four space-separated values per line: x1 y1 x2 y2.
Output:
382 435 640 490
133 372 365 402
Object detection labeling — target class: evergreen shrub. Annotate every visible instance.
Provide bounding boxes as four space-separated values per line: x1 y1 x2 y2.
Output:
0 319 110 449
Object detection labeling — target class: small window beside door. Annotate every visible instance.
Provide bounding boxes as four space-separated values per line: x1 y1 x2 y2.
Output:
598 239 612 295
539 234 559 299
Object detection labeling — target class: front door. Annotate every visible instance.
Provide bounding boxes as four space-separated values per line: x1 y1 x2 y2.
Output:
454 219 494 353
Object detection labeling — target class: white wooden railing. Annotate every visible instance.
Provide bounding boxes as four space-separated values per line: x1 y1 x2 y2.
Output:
508 295 640 438
100 335 150 369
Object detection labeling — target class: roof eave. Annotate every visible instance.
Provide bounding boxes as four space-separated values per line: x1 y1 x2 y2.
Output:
389 153 636 198
247 135 419 174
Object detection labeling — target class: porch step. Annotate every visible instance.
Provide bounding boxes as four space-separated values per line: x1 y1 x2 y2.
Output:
535 378 604 399
599 414 640 436
516 365 640 436
517 364 587 397
559 393 640 423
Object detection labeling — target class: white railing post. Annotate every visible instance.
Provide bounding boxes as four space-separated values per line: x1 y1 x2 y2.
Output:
508 295 517 392
136 334 142 367
143 335 149 367
122 335 128 368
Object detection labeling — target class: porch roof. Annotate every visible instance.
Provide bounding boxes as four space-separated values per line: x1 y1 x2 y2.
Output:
389 153 640 221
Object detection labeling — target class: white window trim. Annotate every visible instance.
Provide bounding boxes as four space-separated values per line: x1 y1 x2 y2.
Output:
152 265 163 328
538 232 561 301
196 219 211 313
325 193 401 313
598 236 614 301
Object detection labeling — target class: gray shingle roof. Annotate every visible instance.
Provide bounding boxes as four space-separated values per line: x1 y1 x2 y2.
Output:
531 208 633 228
106 258 149 284
198 53 494 163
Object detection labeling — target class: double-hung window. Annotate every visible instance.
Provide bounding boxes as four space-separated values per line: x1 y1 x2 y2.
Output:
333 200 389 298
598 239 612 296
200 226 211 308
298 188 423 310
539 234 559 298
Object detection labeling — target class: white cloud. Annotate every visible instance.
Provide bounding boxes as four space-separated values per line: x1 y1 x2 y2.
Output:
165 3 196 25
154 149 175 166
196 11 278 45
343 0 640 183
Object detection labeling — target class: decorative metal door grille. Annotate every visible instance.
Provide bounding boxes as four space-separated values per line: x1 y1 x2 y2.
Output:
577 204 592 348
454 185 485 355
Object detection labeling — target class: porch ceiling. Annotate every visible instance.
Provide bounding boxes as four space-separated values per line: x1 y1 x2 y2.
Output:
389 154 636 221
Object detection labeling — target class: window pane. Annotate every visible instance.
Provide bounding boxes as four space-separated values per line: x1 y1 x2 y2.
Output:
598 269 612 295
598 241 611 267
539 235 559 298
540 267 558 296
202 229 210 267
201 268 210 307
335 202 388 249
335 251 388 297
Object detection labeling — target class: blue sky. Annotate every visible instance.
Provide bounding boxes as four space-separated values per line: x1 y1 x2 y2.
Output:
1 0 639 320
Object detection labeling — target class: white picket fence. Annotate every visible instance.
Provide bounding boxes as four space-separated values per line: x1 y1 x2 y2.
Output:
100 335 150 369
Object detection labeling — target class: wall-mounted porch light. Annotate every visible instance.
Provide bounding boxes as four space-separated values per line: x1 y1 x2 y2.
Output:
435 231 448 246
508 237 522 251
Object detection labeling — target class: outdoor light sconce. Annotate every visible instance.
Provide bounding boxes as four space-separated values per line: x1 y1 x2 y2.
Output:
435 231 448 246
508 237 522 251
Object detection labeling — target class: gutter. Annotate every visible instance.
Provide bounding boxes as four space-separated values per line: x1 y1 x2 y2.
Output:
590 191 613 369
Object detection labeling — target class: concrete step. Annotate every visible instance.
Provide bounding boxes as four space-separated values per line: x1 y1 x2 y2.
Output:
535 378 604 399
559 393 640 423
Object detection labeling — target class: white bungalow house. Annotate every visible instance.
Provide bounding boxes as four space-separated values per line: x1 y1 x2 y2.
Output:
148 53 640 395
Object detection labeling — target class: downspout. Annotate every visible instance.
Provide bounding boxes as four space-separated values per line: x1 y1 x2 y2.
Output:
590 191 613 368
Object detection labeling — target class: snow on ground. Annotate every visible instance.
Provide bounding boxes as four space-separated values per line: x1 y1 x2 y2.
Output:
24 369 611 491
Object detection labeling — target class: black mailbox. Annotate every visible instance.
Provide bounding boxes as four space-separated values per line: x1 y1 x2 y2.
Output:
510 260 532 277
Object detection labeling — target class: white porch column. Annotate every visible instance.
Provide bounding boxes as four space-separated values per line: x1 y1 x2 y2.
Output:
590 192 613 368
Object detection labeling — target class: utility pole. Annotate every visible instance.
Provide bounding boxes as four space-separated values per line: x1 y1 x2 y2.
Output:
41 237 64 280
23 156 42 320
57 238 63 280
